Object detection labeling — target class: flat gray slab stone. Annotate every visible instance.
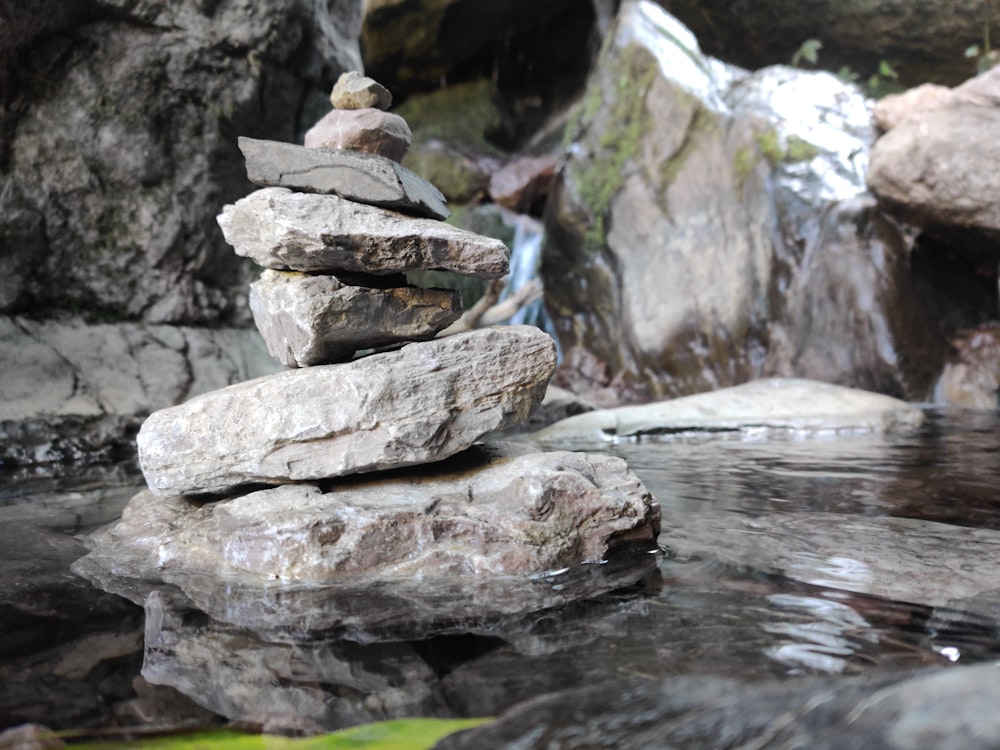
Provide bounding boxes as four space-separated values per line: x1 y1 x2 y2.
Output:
137 325 556 496
217 187 508 278
249 269 462 366
533 378 925 444
238 137 447 219
76 450 659 585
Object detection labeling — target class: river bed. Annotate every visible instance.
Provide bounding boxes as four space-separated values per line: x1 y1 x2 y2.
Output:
2 408 999 737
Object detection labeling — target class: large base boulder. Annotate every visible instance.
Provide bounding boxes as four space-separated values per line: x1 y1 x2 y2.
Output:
75 449 659 586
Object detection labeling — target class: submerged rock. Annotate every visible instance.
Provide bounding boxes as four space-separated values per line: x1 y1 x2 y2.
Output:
76 450 658 585
436 663 1000 750
533 378 924 445
217 187 509 278
238 137 446 219
248 269 462 366
136 326 556 496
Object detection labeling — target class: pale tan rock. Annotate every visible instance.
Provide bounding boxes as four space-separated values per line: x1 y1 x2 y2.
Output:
304 108 411 162
329 70 392 110
239 136 447 219
872 83 952 131
249 269 461 366
534 378 924 444
78 449 659 582
217 187 509 278
136 326 556 495
868 76 1000 233
488 155 557 213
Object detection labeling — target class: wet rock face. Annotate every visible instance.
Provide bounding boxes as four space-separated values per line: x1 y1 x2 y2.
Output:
543 1 973 404
0 0 362 325
657 0 994 88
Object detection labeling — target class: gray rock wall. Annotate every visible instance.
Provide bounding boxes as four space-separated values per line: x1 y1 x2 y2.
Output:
1 0 362 325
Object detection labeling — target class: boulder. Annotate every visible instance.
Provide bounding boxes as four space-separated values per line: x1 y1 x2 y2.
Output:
217 187 509 278
303 108 413 162
533 378 924 444
238 137 447 219
868 66 1000 236
329 70 392 110
248 269 462 366
0 0 362 324
0 316 279 468
136 325 556 495
77 450 658 584
543 1 972 403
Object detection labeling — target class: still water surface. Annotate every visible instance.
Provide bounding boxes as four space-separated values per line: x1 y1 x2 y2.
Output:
2 409 998 732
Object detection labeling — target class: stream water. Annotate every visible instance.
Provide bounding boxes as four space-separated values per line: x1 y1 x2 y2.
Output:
2 408 999 736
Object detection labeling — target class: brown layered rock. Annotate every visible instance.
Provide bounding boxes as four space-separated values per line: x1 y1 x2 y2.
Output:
304 108 412 162
136 326 556 496
217 187 509 278
238 137 447 220
248 269 462 366
78 450 658 583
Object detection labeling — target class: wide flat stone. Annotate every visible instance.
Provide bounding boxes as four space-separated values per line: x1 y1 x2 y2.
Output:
304 108 412 162
217 187 509 278
248 269 462 366
77 449 659 584
533 378 924 444
136 326 556 496
238 137 447 220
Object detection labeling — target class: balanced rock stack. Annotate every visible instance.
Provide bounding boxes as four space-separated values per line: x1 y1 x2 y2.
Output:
73 73 660 591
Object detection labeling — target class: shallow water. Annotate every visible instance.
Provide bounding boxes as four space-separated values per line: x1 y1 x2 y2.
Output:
2 409 999 733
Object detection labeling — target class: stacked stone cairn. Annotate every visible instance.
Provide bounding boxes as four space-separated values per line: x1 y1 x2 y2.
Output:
75 73 659 591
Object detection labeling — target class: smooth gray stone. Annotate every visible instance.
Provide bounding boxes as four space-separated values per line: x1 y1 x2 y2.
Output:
217 187 508 278
436 664 1000 750
533 378 924 444
76 449 659 584
136 326 555 496
238 137 447 219
248 269 462 366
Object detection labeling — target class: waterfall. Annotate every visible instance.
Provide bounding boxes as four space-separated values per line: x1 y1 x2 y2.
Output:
499 215 552 333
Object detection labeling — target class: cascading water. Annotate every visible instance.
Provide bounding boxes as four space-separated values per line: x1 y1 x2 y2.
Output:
499 214 555 337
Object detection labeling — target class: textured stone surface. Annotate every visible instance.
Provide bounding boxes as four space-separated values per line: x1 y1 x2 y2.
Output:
0 0 362 324
0 315 278 467
238 137 447 219
488 155 557 213
934 324 1000 408
329 70 392 110
868 66 1000 234
78 450 658 583
217 187 509 278
437 665 1000 750
304 108 412 162
543 2 972 404
136 326 556 495
533 378 924 444
248 269 461 366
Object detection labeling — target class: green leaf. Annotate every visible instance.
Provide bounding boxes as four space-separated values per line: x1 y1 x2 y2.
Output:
790 38 823 67
65 718 493 750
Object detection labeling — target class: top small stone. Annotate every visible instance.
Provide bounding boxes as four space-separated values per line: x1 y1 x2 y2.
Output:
331 71 392 110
